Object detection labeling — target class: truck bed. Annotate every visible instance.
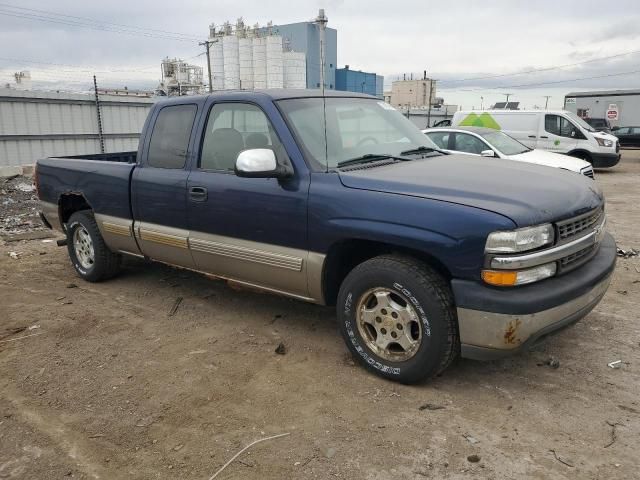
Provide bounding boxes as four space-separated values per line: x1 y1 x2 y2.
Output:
54 151 137 163
36 153 136 222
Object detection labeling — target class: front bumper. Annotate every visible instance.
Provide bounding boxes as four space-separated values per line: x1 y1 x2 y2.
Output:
452 232 616 360
591 152 620 168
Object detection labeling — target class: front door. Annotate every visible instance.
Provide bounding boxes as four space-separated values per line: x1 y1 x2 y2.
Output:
538 114 578 153
186 101 310 298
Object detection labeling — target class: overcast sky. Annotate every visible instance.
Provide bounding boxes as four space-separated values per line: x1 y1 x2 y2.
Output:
1 0 640 108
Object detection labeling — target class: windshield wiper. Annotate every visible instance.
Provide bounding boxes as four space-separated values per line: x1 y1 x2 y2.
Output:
338 154 408 168
400 146 442 156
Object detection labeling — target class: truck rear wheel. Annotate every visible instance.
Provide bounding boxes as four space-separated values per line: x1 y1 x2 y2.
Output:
66 211 121 282
337 255 459 383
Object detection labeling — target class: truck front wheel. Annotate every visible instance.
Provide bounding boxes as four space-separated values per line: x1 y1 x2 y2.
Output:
337 255 459 383
66 211 121 282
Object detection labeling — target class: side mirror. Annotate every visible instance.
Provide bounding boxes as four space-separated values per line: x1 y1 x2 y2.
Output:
235 148 292 178
480 149 496 157
611 126 620 132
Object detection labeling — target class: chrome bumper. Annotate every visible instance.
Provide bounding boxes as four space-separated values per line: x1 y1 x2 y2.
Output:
458 274 612 360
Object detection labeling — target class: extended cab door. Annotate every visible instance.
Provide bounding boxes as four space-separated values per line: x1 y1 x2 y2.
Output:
131 103 198 268
186 100 311 298
538 114 579 153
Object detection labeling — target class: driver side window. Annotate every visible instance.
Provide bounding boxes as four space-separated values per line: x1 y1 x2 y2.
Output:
200 103 286 171
545 115 574 138
452 133 488 155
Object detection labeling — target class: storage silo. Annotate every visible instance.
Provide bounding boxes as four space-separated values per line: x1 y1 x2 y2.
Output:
210 38 225 91
239 37 254 90
266 35 284 89
252 37 267 89
283 51 306 89
223 35 240 89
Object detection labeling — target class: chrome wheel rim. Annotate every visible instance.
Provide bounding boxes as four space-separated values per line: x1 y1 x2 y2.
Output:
73 226 95 270
356 287 423 362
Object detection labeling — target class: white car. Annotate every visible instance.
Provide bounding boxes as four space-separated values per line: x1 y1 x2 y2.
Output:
423 126 594 179
450 109 619 168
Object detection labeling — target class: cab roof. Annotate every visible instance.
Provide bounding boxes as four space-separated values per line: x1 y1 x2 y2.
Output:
156 89 376 106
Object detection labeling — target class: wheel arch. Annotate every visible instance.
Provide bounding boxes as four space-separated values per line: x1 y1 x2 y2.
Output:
321 238 452 306
58 193 93 228
567 149 593 163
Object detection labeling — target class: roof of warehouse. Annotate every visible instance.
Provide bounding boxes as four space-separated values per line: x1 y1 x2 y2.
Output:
566 89 640 97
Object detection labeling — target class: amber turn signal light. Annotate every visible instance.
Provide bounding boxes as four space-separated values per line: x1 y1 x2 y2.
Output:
481 270 518 286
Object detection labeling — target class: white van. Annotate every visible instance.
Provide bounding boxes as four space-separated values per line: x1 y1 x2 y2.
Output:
451 109 620 168
423 126 594 178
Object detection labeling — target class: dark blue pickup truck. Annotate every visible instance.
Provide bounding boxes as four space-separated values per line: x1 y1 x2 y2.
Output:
36 90 616 383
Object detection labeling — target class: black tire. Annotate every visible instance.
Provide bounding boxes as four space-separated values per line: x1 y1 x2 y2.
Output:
66 210 121 282
337 255 459 384
569 151 592 164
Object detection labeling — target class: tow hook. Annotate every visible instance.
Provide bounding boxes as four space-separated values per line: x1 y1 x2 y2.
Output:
56 238 68 247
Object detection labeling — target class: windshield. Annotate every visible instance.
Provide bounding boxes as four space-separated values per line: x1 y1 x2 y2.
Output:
480 131 530 155
276 97 439 169
565 111 595 132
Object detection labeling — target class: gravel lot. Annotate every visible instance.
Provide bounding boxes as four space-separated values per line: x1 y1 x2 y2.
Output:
1 152 639 480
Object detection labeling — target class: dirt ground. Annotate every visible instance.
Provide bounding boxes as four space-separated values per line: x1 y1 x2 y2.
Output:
1 152 639 480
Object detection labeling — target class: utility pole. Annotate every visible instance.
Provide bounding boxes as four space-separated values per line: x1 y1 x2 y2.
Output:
543 95 551 109
502 93 512 109
315 9 328 95
199 40 213 93
93 75 105 154
480 96 484 110
426 78 435 128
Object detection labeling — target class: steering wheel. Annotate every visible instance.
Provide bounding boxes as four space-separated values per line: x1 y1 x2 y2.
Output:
356 136 379 147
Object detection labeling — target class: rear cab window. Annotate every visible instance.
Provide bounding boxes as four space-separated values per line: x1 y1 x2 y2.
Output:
147 104 197 169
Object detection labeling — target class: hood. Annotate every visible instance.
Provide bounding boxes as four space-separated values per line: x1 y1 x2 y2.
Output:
592 130 618 142
508 149 590 173
338 155 603 227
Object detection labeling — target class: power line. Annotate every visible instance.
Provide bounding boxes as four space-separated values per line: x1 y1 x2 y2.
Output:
438 68 640 93
0 6 202 42
0 3 202 40
438 48 640 84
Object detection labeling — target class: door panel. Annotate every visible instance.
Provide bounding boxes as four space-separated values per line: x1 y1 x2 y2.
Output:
131 103 198 268
538 114 577 153
187 102 310 297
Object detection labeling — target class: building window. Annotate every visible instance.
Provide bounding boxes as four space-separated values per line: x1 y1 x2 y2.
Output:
316 82 320 88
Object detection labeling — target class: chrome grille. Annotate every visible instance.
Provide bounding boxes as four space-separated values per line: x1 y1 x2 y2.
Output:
560 244 596 270
557 207 603 241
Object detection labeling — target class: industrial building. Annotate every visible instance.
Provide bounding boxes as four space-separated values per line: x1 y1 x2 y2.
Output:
157 57 204 96
388 77 436 108
207 19 308 91
273 18 337 90
335 66 383 98
564 89 640 127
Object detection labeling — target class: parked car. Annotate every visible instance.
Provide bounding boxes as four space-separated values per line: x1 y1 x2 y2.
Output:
35 90 616 383
432 119 451 127
612 126 640 147
423 126 594 178
451 109 621 168
584 117 612 133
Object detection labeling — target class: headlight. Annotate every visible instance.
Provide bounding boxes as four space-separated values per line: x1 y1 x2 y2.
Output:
596 137 613 147
485 224 554 253
482 262 557 286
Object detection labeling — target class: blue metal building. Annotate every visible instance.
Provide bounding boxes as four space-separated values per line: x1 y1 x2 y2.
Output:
335 66 384 98
274 22 337 90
